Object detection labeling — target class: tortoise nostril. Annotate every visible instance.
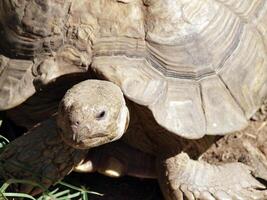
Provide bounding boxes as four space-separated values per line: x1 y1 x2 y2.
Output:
96 111 106 120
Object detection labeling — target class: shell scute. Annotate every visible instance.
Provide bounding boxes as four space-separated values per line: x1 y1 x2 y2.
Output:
0 0 72 58
92 0 267 138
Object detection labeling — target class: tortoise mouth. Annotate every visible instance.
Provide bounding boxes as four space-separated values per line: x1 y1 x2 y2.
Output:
58 126 116 150
60 132 114 150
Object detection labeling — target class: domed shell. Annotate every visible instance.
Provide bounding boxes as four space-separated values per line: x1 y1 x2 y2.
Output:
88 0 267 139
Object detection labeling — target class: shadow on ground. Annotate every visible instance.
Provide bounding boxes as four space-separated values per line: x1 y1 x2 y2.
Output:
66 173 163 200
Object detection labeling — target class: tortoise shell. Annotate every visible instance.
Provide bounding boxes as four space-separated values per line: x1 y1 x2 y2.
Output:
88 0 267 138
1 0 267 139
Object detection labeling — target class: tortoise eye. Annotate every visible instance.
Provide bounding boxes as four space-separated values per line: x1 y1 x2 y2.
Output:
96 111 106 120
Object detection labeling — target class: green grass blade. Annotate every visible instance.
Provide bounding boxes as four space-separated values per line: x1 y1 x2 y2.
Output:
56 191 81 200
57 181 84 192
0 135 9 152
0 136 9 144
58 181 103 196
0 182 9 193
0 191 8 200
48 187 60 195
82 191 89 200
52 189 70 197
3 192 36 200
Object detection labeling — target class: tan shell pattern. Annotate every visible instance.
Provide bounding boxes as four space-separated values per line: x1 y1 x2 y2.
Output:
1 0 267 139
90 0 267 138
0 0 91 109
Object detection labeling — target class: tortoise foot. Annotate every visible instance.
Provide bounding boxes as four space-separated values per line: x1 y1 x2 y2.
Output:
158 152 267 200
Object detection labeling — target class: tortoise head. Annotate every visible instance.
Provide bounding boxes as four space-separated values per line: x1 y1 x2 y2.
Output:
57 80 129 149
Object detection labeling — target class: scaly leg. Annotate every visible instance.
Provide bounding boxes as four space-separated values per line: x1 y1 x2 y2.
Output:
157 152 267 200
0 117 87 195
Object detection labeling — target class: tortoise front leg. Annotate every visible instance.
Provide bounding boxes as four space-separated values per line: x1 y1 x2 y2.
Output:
157 152 267 200
0 117 87 195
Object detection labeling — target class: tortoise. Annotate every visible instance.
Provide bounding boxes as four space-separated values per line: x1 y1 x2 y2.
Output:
0 0 267 199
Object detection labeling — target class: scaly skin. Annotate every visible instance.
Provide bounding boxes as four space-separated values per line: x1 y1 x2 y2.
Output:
0 118 87 195
157 152 267 200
